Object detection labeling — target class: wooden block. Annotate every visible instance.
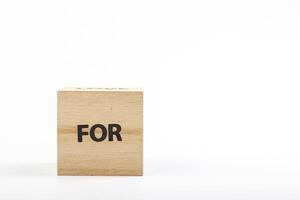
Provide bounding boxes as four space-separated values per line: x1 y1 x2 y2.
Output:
57 88 143 176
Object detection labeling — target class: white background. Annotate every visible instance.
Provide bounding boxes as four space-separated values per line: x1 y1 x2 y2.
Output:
0 0 300 199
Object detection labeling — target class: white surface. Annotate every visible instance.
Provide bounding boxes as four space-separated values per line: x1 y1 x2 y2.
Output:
0 0 300 199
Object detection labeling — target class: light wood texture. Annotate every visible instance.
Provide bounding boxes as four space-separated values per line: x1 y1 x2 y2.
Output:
57 88 143 176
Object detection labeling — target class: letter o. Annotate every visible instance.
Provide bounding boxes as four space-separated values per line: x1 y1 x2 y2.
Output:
89 124 107 142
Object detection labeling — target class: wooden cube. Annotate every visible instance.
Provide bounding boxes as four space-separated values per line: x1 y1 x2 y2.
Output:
57 88 143 176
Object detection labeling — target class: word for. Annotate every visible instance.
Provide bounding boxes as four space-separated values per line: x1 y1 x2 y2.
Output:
77 124 122 142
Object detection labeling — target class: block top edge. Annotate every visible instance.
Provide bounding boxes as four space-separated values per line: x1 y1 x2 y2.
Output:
58 87 143 92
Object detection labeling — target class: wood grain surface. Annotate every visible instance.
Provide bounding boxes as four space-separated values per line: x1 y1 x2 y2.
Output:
57 88 143 176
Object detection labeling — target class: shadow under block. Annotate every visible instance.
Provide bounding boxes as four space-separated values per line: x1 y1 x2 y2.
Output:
57 88 143 176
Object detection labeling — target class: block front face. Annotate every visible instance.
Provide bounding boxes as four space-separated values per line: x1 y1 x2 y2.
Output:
57 90 143 176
